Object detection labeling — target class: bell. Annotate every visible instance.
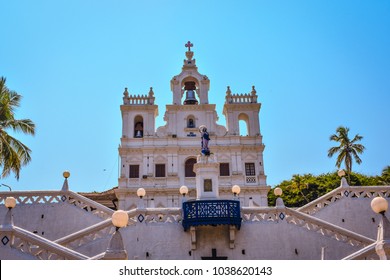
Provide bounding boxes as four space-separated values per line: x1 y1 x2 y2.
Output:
135 130 142 138
183 81 198 105
184 90 198 105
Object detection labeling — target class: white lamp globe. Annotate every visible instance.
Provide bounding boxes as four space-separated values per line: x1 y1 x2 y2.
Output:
5 197 17 209
337 169 346 177
137 188 146 198
371 197 388 214
274 187 283 196
179 185 189 196
232 185 241 195
112 210 129 228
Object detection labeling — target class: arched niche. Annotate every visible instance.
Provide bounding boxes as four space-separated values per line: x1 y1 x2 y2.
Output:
187 115 196 128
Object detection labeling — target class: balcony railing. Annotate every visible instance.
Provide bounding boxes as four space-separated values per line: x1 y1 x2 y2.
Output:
182 200 241 231
245 176 257 184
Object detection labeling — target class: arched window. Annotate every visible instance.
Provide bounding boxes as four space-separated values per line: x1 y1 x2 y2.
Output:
185 158 197 177
134 115 143 138
238 113 249 136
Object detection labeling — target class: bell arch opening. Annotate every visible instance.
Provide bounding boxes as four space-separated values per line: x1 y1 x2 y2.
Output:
238 113 250 136
134 115 144 138
182 79 199 105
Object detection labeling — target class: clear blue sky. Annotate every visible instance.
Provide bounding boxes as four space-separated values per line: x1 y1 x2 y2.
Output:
2 1 389 192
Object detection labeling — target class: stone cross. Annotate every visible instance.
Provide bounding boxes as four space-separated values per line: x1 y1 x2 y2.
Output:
185 41 193 51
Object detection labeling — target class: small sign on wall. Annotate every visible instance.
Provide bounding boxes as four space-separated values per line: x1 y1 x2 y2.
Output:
204 179 212 192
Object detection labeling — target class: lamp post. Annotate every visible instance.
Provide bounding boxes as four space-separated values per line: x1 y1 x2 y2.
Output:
137 188 146 208
3 196 16 229
338 169 349 187
61 170 70 191
232 185 241 200
273 187 285 207
179 185 189 203
102 210 129 260
274 187 282 197
337 169 346 177
5 197 16 209
371 197 390 260
371 197 388 215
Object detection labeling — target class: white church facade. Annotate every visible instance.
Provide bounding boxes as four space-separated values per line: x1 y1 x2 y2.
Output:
0 43 389 260
116 42 268 211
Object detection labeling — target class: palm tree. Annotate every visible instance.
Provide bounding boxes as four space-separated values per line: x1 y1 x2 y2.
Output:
380 166 390 185
288 174 310 203
327 126 365 183
0 77 35 179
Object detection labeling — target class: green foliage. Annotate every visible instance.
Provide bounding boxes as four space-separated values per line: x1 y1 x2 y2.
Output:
268 170 386 207
0 77 35 179
327 126 365 182
380 166 390 185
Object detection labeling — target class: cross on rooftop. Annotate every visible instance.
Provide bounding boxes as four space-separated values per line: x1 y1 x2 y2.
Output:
185 41 193 51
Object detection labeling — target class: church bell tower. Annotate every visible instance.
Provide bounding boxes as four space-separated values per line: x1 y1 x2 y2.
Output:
116 42 269 211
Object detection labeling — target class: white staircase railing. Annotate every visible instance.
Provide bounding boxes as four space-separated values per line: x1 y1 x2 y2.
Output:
54 219 115 253
0 190 114 220
284 208 374 247
53 208 182 254
3 226 88 260
242 206 374 248
297 186 390 215
1 187 383 259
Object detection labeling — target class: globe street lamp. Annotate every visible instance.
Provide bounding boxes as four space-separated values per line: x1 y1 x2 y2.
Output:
102 210 129 260
137 188 146 208
180 185 189 203
273 188 285 208
61 170 70 191
371 197 388 215
137 188 146 199
5 197 16 209
274 187 283 197
232 185 241 200
371 196 390 260
112 210 129 230
338 169 349 187
3 196 17 228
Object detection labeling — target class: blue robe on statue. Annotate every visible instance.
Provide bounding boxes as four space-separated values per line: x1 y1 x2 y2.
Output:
201 129 210 156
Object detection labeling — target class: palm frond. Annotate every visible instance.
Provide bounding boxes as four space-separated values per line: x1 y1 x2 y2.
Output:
351 149 362 165
0 77 35 179
4 119 36 135
327 146 340 157
352 143 365 154
336 150 345 169
351 133 363 142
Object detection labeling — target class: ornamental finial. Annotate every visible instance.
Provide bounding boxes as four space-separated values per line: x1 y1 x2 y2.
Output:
251 85 256 95
185 41 193 52
226 86 231 96
123 87 129 97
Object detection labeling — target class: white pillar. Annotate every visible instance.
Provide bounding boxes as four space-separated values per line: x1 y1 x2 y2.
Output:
194 154 220 199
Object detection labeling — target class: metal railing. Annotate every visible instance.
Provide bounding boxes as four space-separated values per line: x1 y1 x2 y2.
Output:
182 200 241 231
